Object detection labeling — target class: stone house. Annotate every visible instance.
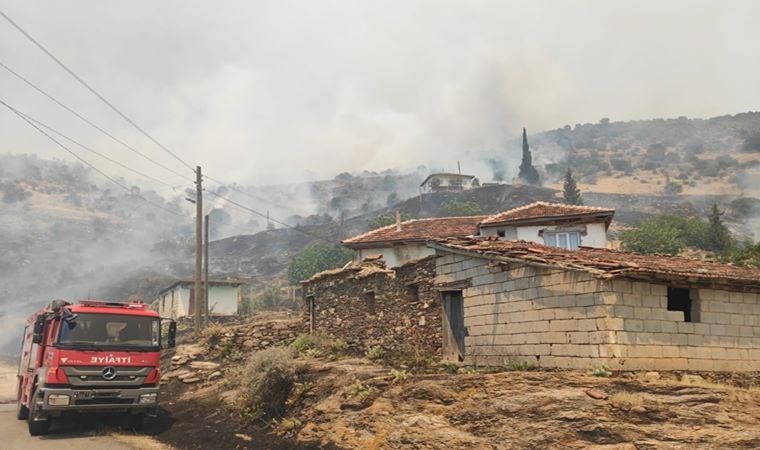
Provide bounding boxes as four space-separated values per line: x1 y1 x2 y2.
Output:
301 257 442 355
420 173 480 193
478 202 614 249
342 215 486 268
430 237 760 371
154 279 244 319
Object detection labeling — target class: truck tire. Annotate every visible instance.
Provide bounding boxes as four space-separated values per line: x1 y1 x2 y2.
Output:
16 401 29 420
27 389 51 436
16 385 29 420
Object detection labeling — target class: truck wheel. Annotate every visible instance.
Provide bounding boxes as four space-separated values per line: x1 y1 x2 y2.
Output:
128 413 145 431
27 389 51 436
16 401 29 420
16 385 29 420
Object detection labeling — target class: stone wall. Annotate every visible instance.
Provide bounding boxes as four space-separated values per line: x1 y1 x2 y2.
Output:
301 257 442 356
436 251 760 371
599 281 760 371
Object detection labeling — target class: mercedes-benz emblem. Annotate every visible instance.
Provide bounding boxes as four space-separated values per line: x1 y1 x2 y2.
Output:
102 366 117 380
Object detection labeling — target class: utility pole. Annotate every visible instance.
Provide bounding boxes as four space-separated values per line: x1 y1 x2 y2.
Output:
204 213 209 327
194 166 203 336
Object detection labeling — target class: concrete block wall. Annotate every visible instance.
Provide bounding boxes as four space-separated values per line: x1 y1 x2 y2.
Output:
436 253 612 369
598 281 760 371
437 252 760 371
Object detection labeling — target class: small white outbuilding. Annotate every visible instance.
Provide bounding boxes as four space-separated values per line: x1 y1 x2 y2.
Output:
154 279 244 319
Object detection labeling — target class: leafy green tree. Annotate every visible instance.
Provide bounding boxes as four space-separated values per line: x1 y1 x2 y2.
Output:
705 204 732 252
518 128 540 185
440 200 482 217
620 218 685 255
369 212 411 230
562 168 583 205
287 243 354 284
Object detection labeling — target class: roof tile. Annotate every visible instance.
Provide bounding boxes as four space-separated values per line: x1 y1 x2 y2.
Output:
480 201 615 225
343 216 487 246
432 237 760 288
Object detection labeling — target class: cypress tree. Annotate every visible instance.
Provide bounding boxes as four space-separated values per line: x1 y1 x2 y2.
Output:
705 203 732 252
518 128 540 185
563 168 583 205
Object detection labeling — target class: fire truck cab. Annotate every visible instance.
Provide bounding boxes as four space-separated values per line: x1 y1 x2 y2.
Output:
16 299 176 436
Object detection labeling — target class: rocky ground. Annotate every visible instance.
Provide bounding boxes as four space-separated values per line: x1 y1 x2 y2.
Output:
151 314 760 450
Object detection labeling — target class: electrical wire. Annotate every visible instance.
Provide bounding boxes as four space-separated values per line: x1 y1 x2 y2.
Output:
0 9 196 173
0 59 191 181
206 191 339 244
204 174 303 215
0 98 186 217
14 107 179 190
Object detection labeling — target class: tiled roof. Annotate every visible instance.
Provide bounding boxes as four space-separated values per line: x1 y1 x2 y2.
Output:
480 201 615 226
430 237 760 288
343 216 487 247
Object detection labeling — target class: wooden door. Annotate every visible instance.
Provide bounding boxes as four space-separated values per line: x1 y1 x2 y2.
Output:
442 291 465 362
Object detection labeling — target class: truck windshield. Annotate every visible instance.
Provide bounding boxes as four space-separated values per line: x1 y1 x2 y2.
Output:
58 313 160 350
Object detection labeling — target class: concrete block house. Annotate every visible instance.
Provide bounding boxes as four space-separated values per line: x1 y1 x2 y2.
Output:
430 238 760 371
302 201 760 371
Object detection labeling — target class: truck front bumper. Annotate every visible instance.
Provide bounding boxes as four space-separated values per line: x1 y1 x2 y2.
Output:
39 386 160 412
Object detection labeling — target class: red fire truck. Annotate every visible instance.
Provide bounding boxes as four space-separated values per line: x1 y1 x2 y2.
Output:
15 299 176 435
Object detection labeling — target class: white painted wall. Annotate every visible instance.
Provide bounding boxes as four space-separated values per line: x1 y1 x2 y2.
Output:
156 285 240 318
356 244 434 268
479 222 608 249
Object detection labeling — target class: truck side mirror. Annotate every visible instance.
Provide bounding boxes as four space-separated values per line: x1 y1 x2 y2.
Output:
32 315 45 344
167 321 177 348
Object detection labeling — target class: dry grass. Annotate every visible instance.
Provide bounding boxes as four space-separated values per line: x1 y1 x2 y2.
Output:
610 391 645 410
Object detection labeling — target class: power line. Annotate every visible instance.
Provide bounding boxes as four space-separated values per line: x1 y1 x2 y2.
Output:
0 98 185 217
0 59 191 181
206 191 339 244
204 174 303 216
14 106 180 190
0 9 196 173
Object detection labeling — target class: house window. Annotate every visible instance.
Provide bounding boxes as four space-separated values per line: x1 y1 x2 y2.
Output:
544 231 581 250
667 288 695 322
496 229 506 238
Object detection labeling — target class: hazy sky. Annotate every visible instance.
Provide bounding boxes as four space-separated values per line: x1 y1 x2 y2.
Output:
1 0 758 187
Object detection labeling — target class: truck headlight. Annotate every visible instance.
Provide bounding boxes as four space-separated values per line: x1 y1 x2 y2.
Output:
138 393 158 404
48 394 70 406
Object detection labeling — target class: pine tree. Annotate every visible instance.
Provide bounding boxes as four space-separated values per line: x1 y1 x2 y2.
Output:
518 128 540 185
705 203 732 252
563 168 583 205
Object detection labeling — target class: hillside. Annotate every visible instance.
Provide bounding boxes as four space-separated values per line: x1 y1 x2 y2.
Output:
510 113 760 197
148 314 760 450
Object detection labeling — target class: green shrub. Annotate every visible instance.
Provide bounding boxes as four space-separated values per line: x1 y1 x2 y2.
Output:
441 200 482 217
290 334 317 354
287 243 354 284
330 339 348 355
365 345 385 361
347 380 375 399
389 368 409 384
241 348 296 420
589 365 612 377
386 343 435 373
503 359 537 371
